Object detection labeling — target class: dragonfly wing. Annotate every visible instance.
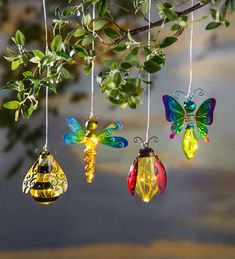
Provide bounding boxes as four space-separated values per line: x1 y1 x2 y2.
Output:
99 136 128 148
162 95 185 135
64 133 84 144
97 121 123 139
65 116 85 144
66 116 85 135
196 98 216 137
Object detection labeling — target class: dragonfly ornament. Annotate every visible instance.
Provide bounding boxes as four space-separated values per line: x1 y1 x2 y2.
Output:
162 89 216 159
64 116 128 183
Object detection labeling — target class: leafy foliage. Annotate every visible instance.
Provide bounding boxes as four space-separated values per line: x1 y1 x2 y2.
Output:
2 0 235 121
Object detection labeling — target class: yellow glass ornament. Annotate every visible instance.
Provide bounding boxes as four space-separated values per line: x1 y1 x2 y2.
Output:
22 149 68 205
135 156 159 203
182 127 198 159
84 119 99 184
64 116 128 184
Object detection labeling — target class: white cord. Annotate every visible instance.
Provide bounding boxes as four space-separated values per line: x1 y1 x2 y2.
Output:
145 0 151 143
42 0 49 149
90 3 95 117
186 0 194 98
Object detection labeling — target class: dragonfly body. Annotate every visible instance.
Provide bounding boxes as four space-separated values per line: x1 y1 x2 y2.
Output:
84 119 99 183
64 116 128 183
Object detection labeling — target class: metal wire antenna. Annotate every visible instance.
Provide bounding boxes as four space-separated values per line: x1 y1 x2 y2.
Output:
186 0 194 98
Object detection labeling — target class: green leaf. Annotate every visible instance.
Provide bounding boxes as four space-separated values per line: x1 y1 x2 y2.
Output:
120 62 132 70
160 37 178 48
11 59 22 70
84 63 92 75
82 35 94 46
104 28 120 39
96 0 108 17
74 28 86 37
210 8 217 20
226 0 235 13
143 59 161 73
171 24 181 31
51 35 62 51
105 59 118 70
4 56 16 62
43 81 57 93
15 30 25 46
63 6 76 16
73 45 88 57
113 42 127 52
15 108 20 121
33 50 45 58
56 51 70 60
61 67 73 79
94 19 109 31
163 8 178 20
206 22 221 30
23 71 33 77
124 54 139 67
7 47 17 56
3 101 21 110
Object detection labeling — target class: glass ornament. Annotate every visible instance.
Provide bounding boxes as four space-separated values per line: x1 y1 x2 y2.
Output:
127 137 167 203
64 116 128 184
22 148 68 205
182 126 198 159
162 89 216 159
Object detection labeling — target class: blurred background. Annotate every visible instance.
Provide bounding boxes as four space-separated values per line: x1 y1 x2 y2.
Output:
0 0 235 258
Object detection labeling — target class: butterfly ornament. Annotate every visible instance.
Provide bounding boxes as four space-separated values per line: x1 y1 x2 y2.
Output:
64 116 128 183
162 89 216 159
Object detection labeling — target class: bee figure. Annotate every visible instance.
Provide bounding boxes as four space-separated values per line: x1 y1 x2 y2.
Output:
162 89 216 159
22 148 68 205
64 116 128 183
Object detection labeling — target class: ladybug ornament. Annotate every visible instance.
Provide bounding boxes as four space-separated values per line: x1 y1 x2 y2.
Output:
127 137 167 203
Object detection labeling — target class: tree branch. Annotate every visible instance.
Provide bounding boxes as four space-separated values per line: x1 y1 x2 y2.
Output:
115 0 211 44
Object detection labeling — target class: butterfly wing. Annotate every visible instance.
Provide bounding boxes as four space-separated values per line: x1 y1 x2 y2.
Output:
64 116 85 144
196 98 216 138
162 95 185 135
99 136 128 148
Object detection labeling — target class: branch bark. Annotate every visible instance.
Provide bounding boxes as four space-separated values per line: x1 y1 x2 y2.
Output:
115 0 211 44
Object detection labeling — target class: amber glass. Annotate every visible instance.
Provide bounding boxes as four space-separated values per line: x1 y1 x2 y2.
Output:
135 156 158 202
22 151 68 205
182 128 198 159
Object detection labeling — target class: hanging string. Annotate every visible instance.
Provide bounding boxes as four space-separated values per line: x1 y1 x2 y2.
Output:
145 0 152 143
42 0 49 149
90 3 95 117
186 0 194 98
